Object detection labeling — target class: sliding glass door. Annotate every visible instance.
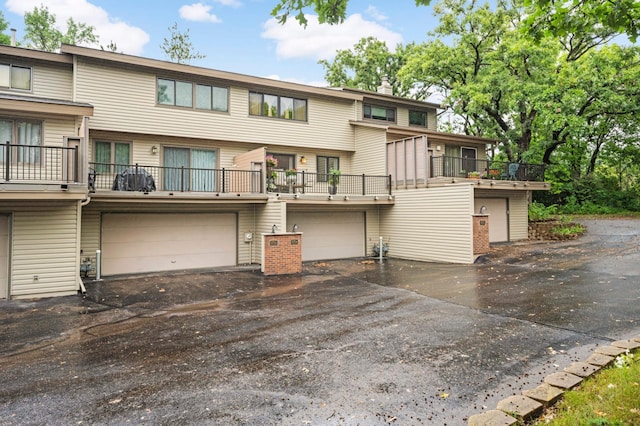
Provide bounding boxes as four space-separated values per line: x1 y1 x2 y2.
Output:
164 147 216 192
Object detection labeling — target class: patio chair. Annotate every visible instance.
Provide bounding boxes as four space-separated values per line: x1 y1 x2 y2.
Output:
507 163 520 180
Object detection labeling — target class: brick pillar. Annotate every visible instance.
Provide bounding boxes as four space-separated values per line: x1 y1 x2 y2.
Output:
473 214 490 254
262 233 303 275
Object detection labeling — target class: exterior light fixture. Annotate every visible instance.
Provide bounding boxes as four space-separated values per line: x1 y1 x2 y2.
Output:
151 145 159 154
300 156 307 164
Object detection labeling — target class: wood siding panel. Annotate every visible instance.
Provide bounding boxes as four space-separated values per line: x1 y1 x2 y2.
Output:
10 203 79 298
44 118 77 146
353 126 386 175
75 61 356 152
255 200 286 263
380 185 474 263
0 60 73 101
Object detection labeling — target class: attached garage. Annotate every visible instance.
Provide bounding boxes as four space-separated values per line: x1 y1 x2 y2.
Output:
287 211 366 261
101 213 236 275
474 198 509 242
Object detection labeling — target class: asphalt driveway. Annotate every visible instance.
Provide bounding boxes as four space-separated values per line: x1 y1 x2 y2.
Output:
0 219 638 425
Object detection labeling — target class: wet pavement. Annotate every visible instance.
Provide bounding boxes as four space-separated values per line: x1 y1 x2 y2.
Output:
0 219 638 425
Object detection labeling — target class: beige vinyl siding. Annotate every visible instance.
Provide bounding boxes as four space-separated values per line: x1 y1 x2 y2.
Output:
428 110 437 129
80 209 100 260
255 200 286 263
352 126 386 176
75 60 356 152
9 202 80 298
44 118 77 146
475 189 529 241
380 185 475 264
507 191 528 240
0 60 73 100
397 108 408 126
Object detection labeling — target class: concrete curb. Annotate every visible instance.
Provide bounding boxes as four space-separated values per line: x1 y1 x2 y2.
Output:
468 336 640 425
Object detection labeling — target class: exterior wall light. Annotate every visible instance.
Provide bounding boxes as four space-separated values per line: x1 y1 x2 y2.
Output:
151 145 159 154
300 156 307 164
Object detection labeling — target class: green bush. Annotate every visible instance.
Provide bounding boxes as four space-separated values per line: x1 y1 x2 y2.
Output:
528 201 557 221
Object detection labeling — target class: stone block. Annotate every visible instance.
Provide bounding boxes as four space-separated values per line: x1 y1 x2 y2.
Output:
564 362 601 377
584 353 614 367
522 383 564 406
495 395 542 420
467 410 517 426
611 339 640 350
594 345 627 357
544 372 582 389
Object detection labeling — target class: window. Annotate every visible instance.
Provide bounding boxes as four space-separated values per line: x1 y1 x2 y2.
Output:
317 156 339 182
94 141 131 174
364 103 395 122
0 64 32 90
163 147 217 191
157 78 228 112
249 92 307 122
409 110 428 127
0 118 42 163
266 153 295 171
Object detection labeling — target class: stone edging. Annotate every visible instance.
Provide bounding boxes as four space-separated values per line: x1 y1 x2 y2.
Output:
467 336 640 425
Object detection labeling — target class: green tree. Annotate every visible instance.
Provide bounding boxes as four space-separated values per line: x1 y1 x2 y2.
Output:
160 22 205 64
319 37 419 98
23 5 98 52
0 11 11 45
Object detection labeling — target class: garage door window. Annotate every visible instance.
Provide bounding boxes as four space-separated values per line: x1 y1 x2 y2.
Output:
164 147 217 192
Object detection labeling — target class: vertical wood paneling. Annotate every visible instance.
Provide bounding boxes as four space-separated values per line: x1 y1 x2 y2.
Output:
380 185 475 263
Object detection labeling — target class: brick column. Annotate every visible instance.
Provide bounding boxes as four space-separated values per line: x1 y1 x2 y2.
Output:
262 233 303 275
473 214 490 254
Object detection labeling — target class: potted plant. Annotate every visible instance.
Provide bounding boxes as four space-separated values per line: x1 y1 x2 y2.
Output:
468 171 480 179
328 169 341 194
265 155 278 191
285 168 297 184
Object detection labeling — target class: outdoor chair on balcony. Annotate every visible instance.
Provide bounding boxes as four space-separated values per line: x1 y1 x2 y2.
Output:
504 163 520 180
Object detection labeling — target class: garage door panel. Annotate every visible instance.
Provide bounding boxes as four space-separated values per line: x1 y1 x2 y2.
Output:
288 212 365 261
102 213 236 275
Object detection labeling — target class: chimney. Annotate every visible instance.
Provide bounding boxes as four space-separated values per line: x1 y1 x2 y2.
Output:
10 29 16 47
377 76 393 96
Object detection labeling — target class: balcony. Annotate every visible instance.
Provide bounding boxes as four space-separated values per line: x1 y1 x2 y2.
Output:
267 170 392 196
431 156 546 182
89 163 393 197
1 143 79 184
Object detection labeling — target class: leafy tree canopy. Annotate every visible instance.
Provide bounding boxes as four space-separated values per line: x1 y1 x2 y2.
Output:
160 22 205 64
23 5 98 52
0 11 11 46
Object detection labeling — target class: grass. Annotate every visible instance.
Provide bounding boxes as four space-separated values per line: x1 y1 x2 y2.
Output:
533 351 640 425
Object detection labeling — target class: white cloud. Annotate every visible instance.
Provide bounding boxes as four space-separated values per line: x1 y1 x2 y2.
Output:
179 3 222 23
365 5 388 22
212 0 242 7
5 0 149 55
261 14 403 60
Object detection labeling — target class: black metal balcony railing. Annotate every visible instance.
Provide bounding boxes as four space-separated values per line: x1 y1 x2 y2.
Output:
2 142 79 183
431 155 545 181
89 162 262 193
89 163 393 196
267 170 392 196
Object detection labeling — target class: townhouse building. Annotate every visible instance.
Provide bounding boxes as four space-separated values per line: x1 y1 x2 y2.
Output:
0 44 547 299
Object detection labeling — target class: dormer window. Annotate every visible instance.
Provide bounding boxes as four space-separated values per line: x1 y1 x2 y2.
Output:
364 103 395 122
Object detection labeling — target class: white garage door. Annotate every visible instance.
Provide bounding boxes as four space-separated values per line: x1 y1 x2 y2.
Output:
287 211 365 261
475 198 508 242
102 213 236 275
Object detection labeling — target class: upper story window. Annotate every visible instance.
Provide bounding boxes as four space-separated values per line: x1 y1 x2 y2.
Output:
364 103 395 122
316 155 339 182
409 110 428 127
249 92 307 122
0 64 32 91
94 141 131 174
157 78 228 112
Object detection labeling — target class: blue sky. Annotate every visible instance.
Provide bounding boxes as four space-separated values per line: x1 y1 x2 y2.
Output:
1 0 439 86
